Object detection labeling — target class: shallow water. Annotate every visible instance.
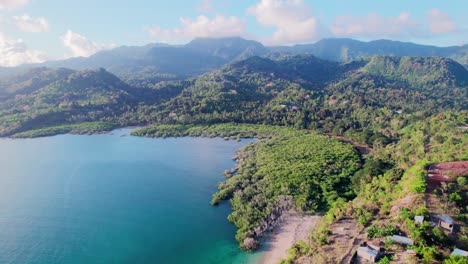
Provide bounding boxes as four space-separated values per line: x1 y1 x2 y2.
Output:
0 129 260 264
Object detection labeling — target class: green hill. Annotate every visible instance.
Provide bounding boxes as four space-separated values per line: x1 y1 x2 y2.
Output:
0 67 75 100
0 55 466 141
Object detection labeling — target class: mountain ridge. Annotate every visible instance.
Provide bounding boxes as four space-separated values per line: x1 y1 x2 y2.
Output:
5 37 466 83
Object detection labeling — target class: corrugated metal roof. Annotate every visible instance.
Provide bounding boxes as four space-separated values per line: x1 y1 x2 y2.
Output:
390 235 414 245
434 215 454 224
451 248 468 257
358 246 379 257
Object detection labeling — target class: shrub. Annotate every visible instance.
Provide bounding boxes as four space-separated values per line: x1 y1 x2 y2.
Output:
368 224 397 238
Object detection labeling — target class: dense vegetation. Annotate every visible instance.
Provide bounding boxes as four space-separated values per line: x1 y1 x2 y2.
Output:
131 123 299 139
281 111 467 263
218 132 360 250
0 45 467 262
273 38 468 67
1 54 466 140
133 124 361 249
11 122 117 138
0 67 74 101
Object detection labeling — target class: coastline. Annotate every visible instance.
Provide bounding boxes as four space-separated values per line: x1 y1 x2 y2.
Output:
258 212 320 264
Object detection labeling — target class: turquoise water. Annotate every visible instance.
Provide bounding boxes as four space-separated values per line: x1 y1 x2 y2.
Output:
0 129 260 264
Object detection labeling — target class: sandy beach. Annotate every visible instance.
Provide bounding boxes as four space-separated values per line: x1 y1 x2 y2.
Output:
258 212 320 264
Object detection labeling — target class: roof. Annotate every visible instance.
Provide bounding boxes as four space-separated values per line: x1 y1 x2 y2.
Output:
390 235 414 245
451 248 468 257
434 215 454 224
358 246 379 257
414 216 424 222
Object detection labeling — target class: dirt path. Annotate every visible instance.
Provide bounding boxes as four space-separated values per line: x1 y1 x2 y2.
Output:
340 228 366 264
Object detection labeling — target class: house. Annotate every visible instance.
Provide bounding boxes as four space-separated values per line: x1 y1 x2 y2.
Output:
451 248 468 257
357 242 382 263
433 215 454 233
414 215 424 225
390 235 414 246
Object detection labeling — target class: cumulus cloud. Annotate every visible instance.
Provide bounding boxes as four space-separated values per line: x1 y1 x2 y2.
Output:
0 33 47 66
61 30 114 57
330 12 423 39
146 15 245 42
0 0 29 9
14 14 49 33
427 8 456 33
247 0 320 45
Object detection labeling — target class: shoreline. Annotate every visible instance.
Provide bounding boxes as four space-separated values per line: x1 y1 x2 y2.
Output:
257 212 320 264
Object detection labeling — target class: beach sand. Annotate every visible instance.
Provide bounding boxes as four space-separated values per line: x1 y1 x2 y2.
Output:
258 213 320 264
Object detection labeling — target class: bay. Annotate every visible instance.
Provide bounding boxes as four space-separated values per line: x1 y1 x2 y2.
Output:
0 129 259 264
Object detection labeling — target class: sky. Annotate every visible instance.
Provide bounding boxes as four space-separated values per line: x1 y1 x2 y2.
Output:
0 0 466 66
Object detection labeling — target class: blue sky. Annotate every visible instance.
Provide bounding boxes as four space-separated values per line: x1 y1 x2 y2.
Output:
0 0 466 66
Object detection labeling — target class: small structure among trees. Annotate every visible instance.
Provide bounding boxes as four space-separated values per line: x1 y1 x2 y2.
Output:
390 235 414 246
357 242 382 263
451 248 468 257
414 215 424 225
433 215 454 233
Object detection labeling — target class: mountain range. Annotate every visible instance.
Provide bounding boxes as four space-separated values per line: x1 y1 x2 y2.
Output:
0 49 466 137
3 37 466 83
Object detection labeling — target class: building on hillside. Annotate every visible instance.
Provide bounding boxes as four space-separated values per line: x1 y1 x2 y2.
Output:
357 242 382 263
433 215 454 233
390 235 414 246
451 248 468 257
414 215 424 225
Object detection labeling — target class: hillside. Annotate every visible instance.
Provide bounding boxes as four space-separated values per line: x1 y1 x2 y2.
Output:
0 68 136 136
31 37 268 81
1 55 466 140
360 56 468 88
0 67 75 101
4 38 465 85
272 38 468 66
145 55 467 139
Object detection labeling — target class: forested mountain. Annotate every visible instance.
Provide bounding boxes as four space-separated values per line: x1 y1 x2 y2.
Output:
184 37 269 61
272 38 468 66
3 37 464 85
0 67 74 101
1 54 466 142
0 42 467 261
0 67 75 101
21 37 269 82
144 55 467 136
0 68 134 136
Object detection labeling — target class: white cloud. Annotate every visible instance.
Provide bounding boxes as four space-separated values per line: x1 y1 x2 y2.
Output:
61 30 114 57
427 8 456 34
0 0 29 9
146 14 245 42
0 33 47 66
247 0 320 45
330 12 422 39
197 0 214 13
14 14 49 33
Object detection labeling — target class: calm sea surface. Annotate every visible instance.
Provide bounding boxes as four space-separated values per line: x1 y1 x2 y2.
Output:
0 129 260 264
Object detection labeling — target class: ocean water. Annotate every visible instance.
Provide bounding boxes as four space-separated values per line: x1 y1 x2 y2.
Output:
0 129 260 264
